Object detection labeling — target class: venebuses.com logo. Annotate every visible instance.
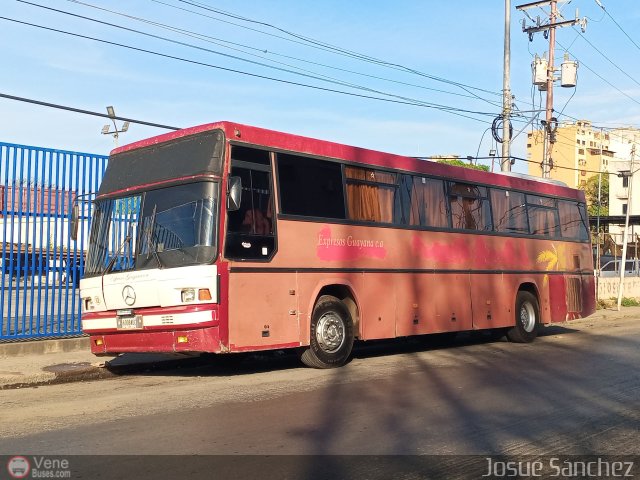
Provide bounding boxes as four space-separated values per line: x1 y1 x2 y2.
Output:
7 456 30 479
6 456 71 479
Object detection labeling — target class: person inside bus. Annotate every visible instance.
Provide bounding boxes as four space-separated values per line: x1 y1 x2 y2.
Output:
242 208 271 235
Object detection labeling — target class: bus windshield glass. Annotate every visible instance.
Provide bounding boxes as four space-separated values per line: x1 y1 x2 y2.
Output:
84 181 219 276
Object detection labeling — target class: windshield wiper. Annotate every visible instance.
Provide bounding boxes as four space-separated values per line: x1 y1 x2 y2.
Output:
101 223 134 276
145 205 163 269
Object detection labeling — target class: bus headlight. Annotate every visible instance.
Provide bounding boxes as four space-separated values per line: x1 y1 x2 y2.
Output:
181 288 196 303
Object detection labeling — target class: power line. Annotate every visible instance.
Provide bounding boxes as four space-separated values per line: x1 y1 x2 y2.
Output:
154 0 503 101
554 110 640 130
61 0 503 107
572 26 640 88
5 92 606 179
0 15 503 125
595 0 640 52
21 1 501 114
557 40 640 107
0 92 181 130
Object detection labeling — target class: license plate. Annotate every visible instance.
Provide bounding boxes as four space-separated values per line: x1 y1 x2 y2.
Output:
116 315 143 330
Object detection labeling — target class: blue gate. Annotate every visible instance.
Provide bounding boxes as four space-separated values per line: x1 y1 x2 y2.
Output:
0 142 108 341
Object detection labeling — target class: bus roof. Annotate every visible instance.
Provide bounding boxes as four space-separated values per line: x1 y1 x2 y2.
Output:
112 121 585 201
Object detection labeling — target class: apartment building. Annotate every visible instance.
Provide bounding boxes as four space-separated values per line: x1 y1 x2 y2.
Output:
526 120 613 189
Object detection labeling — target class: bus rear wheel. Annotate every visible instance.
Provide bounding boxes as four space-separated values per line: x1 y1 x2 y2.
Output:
507 291 539 343
300 295 354 369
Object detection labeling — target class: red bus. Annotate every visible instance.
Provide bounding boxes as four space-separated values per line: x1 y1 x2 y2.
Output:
78 121 595 368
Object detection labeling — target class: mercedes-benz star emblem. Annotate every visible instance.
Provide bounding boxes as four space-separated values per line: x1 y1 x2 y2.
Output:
122 285 136 306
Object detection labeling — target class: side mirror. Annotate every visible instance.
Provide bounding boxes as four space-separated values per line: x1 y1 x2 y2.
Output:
71 203 79 241
227 176 242 211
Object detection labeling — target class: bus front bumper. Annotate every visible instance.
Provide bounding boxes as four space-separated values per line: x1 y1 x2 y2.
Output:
89 326 223 355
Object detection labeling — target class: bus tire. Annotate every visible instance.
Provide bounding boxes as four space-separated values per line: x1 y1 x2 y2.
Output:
507 291 539 343
300 295 354 369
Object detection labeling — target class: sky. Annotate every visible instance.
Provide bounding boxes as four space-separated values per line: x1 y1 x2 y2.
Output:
1 0 640 174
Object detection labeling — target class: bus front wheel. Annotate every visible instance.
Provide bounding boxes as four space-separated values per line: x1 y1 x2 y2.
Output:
300 295 354 369
507 291 539 343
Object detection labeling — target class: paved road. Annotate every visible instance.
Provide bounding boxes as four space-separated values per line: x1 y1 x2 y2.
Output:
1 316 638 462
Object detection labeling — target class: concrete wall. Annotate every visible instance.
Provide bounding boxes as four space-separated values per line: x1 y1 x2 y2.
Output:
597 276 640 300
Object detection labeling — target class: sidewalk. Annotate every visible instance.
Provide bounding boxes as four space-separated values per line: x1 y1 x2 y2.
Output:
0 337 204 389
1 306 639 389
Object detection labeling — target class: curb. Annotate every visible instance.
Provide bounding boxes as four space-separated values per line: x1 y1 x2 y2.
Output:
0 337 89 357
0 364 116 390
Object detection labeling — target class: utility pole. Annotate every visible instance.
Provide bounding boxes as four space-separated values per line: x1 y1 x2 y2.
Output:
596 127 603 272
617 143 636 311
543 0 557 179
517 0 585 178
502 0 512 172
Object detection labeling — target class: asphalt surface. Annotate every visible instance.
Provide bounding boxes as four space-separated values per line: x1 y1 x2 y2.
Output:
1 310 638 479
2 306 639 390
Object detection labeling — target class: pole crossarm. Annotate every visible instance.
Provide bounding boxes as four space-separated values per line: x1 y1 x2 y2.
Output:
516 0 554 10
522 19 579 35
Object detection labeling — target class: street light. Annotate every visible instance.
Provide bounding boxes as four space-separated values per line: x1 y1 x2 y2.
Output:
101 106 130 147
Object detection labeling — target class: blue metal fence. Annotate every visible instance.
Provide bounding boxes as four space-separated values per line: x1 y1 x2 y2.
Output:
0 142 108 341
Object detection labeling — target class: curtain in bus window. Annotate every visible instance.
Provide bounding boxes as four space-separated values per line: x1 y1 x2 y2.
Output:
448 183 492 231
558 200 589 241
410 177 448 227
345 167 395 223
527 195 559 236
528 207 560 236
490 189 528 233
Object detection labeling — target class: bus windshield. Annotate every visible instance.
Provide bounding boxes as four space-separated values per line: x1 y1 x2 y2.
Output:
84 181 219 277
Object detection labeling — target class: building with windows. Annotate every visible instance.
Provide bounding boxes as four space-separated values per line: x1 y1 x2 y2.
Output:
607 128 640 238
526 120 614 189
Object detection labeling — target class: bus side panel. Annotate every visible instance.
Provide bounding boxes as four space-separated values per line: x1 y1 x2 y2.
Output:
227 272 300 351
548 274 596 322
581 275 596 318
469 273 512 330
394 274 434 336
548 275 568 322
431 273 473 333
394 273 472 336
359 273 396 340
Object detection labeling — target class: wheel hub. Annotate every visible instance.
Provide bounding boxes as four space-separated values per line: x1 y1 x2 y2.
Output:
519 301 536 332
316 312 345 353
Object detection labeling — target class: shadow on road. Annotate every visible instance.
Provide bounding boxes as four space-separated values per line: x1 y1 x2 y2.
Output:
104 324 581 379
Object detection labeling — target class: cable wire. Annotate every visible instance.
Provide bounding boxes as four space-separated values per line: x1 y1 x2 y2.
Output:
596 0 640 52
61 0 503 108
154 0 503 101
22 1 501 113
1 15 503 124
557 40 640 107
0 92 180 130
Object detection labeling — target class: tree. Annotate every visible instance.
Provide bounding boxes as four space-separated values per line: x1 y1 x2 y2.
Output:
437 159 489 172
581 174 608 216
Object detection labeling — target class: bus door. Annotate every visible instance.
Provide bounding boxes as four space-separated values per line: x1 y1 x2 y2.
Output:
224 146 298 349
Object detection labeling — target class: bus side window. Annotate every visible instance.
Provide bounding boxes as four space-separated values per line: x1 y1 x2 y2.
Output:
227 168 273 236
558 200 589 241
224 146 276 261
345 167 396 223
526 195 560 237
277 153 346 219
448 182 492 231
490 189 528 234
